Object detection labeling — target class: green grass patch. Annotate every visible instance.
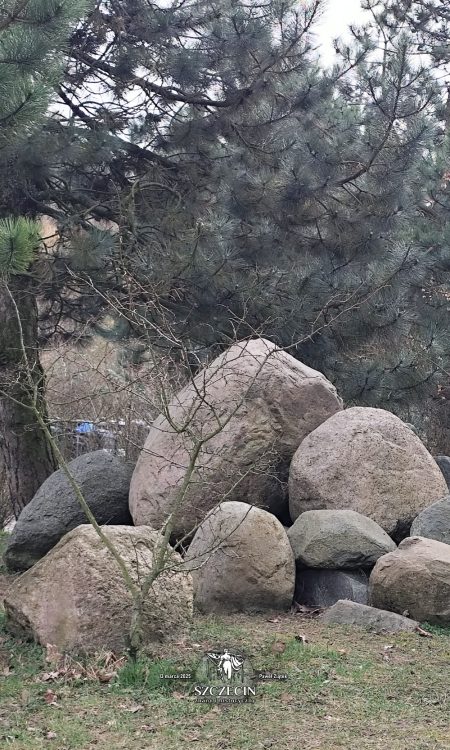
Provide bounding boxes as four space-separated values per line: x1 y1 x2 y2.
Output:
421 621 450 636
113 657 187 693
0 612 450 749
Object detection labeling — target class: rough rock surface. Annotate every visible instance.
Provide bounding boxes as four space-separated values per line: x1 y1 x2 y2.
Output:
5 451 133 571
294 569 369 608
184 501 295 613
410 496 450 545
129 338 342 538
434 456 450 489
287 509 396 569
4 525 193 653
289 407 447 537
369 536 450 625
321 600 419 633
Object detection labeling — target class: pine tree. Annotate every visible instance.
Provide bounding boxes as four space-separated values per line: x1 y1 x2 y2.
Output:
0 0 87 515
372 0 450 67
356 0 450 432
1 0 448 429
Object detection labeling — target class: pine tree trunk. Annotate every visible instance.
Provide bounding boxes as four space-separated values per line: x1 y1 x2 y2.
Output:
0 277 57 518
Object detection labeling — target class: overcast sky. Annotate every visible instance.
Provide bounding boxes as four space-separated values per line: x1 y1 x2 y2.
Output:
315 0 369 64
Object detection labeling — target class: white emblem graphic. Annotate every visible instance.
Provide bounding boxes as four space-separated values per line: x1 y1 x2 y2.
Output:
206 650 245 681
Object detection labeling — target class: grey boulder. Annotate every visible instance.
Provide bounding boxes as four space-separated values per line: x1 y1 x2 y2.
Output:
434 457 450 489
287 509 396 569
321 600 419 633
4 451 133 571
294 569 369 608
410 496 450 545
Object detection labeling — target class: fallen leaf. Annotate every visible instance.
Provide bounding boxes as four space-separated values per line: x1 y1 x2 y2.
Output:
44 689 58 705
41 671 61 682
205 706 220 716
123 704 144 713
291 603 323 618
97 670 116 683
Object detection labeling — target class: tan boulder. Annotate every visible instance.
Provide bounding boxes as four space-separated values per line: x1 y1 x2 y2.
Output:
185 501 295 613
4 525 193 653
129 338 342 538
369 536 450 625
289 407 447 537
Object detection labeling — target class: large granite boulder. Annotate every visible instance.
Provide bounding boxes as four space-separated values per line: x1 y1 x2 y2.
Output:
130 338 342 538
410 496 450 545
4 451 133 572
184 501 295 613
294 569 369 608
289 407 447 538
369 536 450 625
4 525 193 653
321 600 419 633
287 509 396 569
434 456 450 489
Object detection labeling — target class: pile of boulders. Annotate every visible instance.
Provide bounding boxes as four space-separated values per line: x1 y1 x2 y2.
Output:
129 338 343 534
3 337 450 651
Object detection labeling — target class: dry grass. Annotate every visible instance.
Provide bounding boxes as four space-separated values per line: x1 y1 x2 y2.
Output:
0 592 449 750
39 335 189 464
